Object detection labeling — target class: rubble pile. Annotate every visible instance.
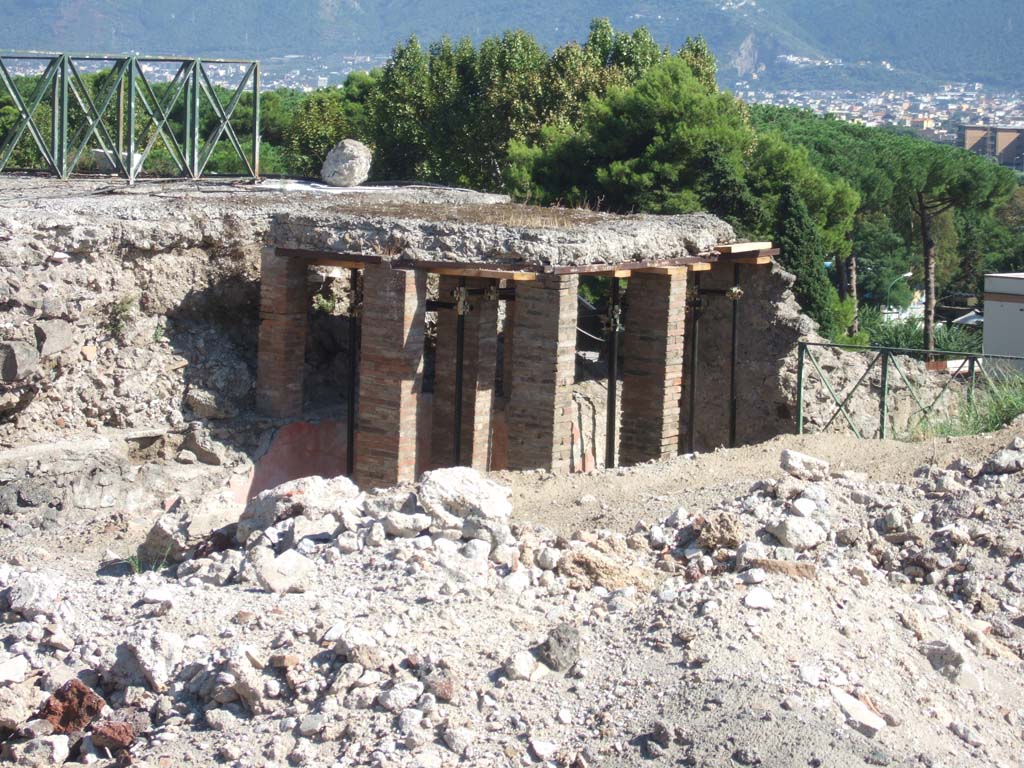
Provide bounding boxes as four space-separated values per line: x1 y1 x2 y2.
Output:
2 439 1024 767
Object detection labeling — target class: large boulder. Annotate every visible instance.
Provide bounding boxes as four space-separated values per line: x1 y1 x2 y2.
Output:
139 488 243 565
236 475 362 545
0 341 39 382
417 467 514 550
320 139 372 187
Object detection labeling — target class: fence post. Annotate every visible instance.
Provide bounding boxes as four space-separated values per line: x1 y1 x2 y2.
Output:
796 341 805 435
252 61 261 177
57 54 69 178
968 356 976 405
125 57 136 182
879 350 889 440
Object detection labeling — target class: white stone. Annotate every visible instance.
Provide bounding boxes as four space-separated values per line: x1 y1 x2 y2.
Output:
744 587 774 611
739 568 766 585
780 449 830 481
767 517 827 551
378 680 424 712
504 651 537 681
530 738 559 760
790 497 818 517
249 547 316 594
0 653 30 684
320 139 372 187
536 547 561 571
831 687 886 737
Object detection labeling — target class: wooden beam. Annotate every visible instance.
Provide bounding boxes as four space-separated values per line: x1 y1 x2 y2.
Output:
276 247 383 265
422 265 538 281
546 256 705 275
635 266 690 275
688 262 712 272
734 255 773 265
716 241 772 254
307 258 372 270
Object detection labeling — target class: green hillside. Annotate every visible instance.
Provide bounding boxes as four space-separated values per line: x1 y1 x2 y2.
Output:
0 0 1020 87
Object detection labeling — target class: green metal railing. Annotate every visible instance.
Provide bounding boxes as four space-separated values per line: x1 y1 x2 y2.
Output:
0 52 259 180
796 340 1024 439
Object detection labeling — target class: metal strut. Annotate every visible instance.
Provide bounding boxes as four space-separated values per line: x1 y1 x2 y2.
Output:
729 264 741 448
604 278 622 468
346 269 359 477
452 278 468 467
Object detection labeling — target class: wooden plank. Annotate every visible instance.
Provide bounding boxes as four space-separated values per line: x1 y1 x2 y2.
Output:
612 269 632 278
716 241 772 254
546 256 705 275
688 262 712 272
635 266 689 275
734 255 773 265
276 247 383 265
307 258 371 270
421 265 537 281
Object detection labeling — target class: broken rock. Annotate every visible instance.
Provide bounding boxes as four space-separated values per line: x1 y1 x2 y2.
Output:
36 679 106 734
767 517 826 552
538 623 580 673
248 547 315 594
780 449 830 482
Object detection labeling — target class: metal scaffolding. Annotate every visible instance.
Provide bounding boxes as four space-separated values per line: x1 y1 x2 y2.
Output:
0 52 260 181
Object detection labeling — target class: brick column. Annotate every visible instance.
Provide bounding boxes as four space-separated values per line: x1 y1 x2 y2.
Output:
507 274 578 472
354 264 427 489
619 270 688 465
256 247 308 418
432 277 498 470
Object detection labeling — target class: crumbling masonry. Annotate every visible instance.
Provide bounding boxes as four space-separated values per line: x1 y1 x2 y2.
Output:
256 191 775 487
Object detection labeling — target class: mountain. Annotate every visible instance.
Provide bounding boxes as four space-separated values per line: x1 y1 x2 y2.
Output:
0 0 1020 89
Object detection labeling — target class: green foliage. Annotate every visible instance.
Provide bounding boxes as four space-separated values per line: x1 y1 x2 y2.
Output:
105 296 136 341
854 217 915 307
924 374 1024 437
828 298 869 346
287 90 352 177
774 185 842 335
678 36 717 93
312 292 337 314
858 312 982 354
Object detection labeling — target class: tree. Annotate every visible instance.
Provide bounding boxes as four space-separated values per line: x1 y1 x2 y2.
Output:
506 58 754 213
886 136 1016 349
775 185 843 336
287 90 351 177
679 36 717 92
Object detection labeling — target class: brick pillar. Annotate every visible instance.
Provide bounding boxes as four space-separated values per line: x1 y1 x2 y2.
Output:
619 270 688 465
256 247 308 418
354 264 427 489
507 274 578 472
432 277 498 470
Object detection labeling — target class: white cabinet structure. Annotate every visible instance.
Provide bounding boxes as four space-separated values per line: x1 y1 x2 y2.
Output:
984 273 1024 369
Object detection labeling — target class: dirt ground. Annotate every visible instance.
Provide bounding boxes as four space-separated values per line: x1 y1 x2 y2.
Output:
503 428 1018 536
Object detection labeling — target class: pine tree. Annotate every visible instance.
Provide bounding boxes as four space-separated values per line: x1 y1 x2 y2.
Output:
775 185 841 335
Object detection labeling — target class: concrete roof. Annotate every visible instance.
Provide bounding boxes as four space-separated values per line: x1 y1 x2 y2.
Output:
0 176 736 268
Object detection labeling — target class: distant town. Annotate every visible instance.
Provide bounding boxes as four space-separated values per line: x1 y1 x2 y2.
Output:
739 80 1024 169
5 52 1021 169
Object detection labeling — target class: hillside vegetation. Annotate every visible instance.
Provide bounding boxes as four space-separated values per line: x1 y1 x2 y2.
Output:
1 0 1022 87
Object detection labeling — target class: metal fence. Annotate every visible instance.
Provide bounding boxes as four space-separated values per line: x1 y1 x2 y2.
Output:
0 52 259 181
796 340 1024 439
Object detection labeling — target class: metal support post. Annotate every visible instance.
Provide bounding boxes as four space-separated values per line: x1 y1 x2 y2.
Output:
604 278 621 468
125 57 136 181
346 269 359 477
57 54 69 178
796 342 805 435
252 62 261 176
967 356 976 404
879 350 890 439
728 264 740 448
452 278 467 466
